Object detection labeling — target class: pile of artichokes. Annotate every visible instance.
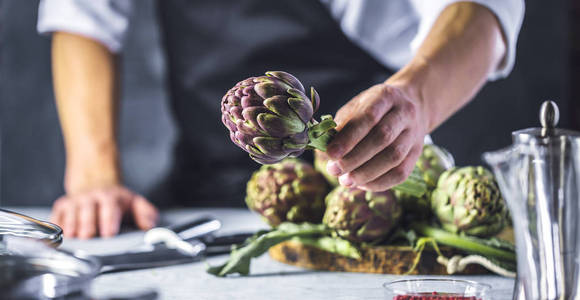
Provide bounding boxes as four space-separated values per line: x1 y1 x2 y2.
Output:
246 146 509 242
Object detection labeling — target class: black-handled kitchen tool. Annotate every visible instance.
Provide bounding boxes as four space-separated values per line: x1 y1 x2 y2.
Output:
198 232 255 255
97 231 254 273
96 216 222 273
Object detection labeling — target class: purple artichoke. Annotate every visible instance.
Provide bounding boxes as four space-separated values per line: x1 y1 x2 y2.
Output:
245 158 329 227
221 71 335 164
323 186 403 243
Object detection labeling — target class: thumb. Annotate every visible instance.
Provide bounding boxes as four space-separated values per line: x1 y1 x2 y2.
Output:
131 195 159 230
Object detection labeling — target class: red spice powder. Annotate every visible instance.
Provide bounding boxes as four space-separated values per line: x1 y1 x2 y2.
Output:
393 291 481 300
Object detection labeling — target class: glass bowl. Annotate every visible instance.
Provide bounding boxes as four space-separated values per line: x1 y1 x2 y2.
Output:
383 278 491 300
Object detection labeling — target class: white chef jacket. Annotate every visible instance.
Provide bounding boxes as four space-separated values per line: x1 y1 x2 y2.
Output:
37 0 524 80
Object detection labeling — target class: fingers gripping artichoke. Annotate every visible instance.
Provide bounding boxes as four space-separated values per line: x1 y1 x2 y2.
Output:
221 71 335 164
431 166 509 237
245 159 329 227
323 186 403 243
314 150 339 187
395 144 454 216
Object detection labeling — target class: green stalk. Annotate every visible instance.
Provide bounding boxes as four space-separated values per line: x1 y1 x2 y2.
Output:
292 236 361 260
307 115 337 151
410 223 516 262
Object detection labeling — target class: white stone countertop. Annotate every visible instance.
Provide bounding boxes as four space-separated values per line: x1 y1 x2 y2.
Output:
9 207 516 300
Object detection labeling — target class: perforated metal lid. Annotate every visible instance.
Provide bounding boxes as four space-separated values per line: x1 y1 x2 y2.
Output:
513 100 580 145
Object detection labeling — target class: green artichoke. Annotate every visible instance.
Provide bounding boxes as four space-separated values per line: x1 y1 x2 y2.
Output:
395 143 454 216
221 71 336 164
323 186 403 243
245 158 328 227
431 166 509 237
313 150 339 187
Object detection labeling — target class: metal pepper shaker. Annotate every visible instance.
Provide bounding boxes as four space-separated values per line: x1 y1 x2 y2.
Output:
484 100 580 300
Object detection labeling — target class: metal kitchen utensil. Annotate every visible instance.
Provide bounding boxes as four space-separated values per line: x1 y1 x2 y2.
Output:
483 100 580 300
0 237 157 300
0 216 252 299
1 236 100 300
0 208 62 247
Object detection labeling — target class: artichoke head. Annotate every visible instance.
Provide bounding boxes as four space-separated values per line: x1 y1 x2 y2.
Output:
245 158 328 227
431 166 509 237
323 186 403 243
396 143 454 216
221 71 335 164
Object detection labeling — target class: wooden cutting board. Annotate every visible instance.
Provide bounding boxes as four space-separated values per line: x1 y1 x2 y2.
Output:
269 228 514 275
269 241 489 275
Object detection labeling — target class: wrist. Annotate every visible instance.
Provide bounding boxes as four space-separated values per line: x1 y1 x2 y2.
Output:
64 142 122 194
385 56 436 133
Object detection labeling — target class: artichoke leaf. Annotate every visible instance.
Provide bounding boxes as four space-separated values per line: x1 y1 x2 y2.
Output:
287 97 314 124
310 87 320 113
207 223 330 277
263 95 295 120
253 137 287 157
257 112 305 137
391 167 428 197
266 71 305 93
254 82 290 100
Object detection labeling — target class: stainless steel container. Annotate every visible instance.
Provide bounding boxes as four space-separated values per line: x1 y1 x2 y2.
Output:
484 101 580 300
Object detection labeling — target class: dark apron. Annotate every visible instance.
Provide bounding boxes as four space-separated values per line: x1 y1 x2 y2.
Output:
154 0 393 207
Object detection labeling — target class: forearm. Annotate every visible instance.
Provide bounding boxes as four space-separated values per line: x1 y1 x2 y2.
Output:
387 2 506 132
51 32 120 193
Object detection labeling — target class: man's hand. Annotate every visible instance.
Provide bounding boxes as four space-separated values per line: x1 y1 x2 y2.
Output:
51 186 158 239
324 2 508 192
325 84 427 192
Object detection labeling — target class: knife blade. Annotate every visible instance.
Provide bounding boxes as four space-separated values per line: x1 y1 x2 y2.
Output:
96 233 253 274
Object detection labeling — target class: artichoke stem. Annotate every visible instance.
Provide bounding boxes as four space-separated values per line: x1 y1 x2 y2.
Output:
410 223 516 262
307 116 337 151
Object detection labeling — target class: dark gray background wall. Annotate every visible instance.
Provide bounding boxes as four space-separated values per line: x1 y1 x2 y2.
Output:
0 1 576 206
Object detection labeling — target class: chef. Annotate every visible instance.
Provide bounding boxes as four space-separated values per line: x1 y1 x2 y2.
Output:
37 0 524 238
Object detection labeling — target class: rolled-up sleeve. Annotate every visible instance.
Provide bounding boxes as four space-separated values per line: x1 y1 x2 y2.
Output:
410 0 525 80
37 0 133 53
